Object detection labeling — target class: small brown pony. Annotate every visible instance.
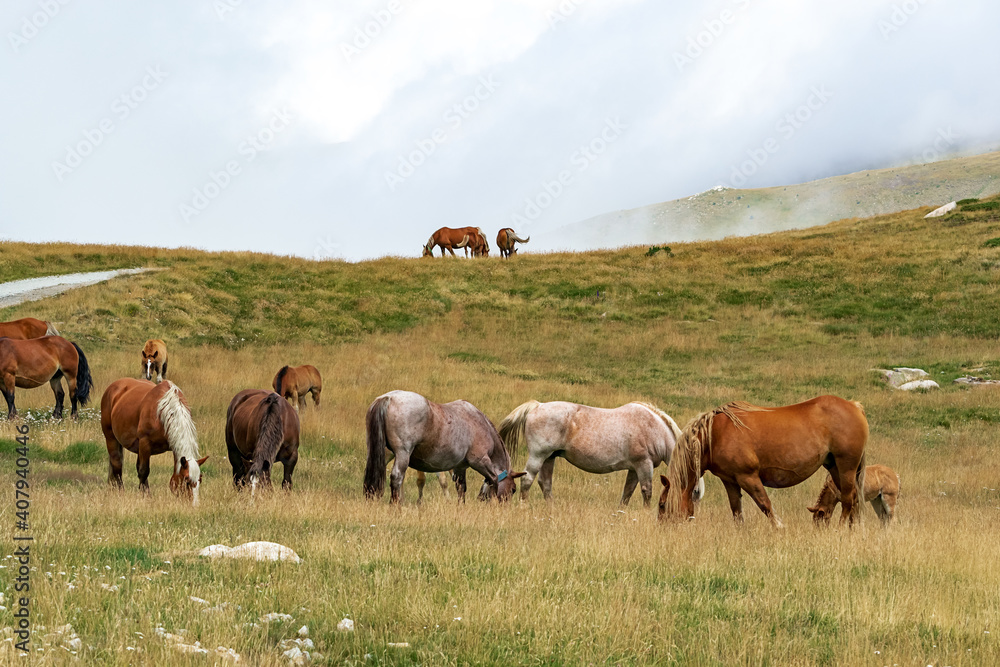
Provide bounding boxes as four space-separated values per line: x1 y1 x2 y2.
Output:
661 396 868 527
101 378 207 505
226 389 300 492
467 228 490 257
141 339 169 383
809 464 899 526
273 365 322 411
0 317 59 339
0 335 93 419
422 227 471 257
496 228 529 258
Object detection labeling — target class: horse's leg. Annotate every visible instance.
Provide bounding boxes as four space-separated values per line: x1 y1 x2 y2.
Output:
467 455 499 500
636 459 655 508
415 471 426 504
298 393 307 412
49 376 65 420
453 468 468 503
722 480 744 523
225 428 246 488
738 474 783 528
281 449 297 490
520 450 549 501
136 440 152 495
833 465 859 527
291 390 301 412
619 469 639 507
67 375 79 419
2 373 16 419
161 360 168 379
389 451 410 504
311 386 321 408
538 456 556 501
870 495 888 524
104 429 124 489
437 472 450 497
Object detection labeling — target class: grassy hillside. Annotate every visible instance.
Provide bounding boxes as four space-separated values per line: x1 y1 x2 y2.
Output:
539 149 1000 251
2 195 1000 665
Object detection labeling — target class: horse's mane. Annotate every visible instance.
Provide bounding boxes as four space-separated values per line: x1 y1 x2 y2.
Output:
275 365 289 394
664 401 770 514
157 383 201 478
632 402 683 440
252 394 286 475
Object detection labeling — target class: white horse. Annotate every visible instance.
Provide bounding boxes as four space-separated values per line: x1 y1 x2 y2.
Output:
499 400 703 507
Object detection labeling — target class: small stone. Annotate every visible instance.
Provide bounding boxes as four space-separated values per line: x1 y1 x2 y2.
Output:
297 625 309 637
337 618 354 632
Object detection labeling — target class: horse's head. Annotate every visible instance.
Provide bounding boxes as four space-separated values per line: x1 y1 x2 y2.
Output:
659 473 701 522
422 243 433 257
249 460 273 498
141 349 158 381
478 470 526 502
170 455 208 505
807 505 832 525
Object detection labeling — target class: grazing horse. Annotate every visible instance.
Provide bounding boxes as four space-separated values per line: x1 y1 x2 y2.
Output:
226 389 300 493
363 390 524 504
499 400 692 507
100 378 207 505
661 396 868 527
809 464 899 526
273 365 322 411
467 228 490 257
141 339 168 383
0 317 59 340
422 228 471 257
496 228 529 258
0 336 93 419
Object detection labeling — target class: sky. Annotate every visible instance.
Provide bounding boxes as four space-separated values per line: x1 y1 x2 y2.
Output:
1 0 998 261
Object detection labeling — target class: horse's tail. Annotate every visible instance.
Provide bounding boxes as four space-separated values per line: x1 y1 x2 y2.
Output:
852 450 867 522
253 393 285 474
45 321 60 336
510 231 530 244
454 234 470 249
476 228 489 251
363 394 391 498
71 342 93 405
665 409 714 515
275 365 289 395
498 400 539 464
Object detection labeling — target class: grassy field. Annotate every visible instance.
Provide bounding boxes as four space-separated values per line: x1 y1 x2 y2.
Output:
3 195 1000 665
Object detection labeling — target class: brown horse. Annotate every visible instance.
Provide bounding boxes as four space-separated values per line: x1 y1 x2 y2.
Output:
273 365 322 411
226 389 300 493
496 228 529 258
0 317 59 340
363 390 524 504
141 339 168 383
467 228 490 257
661 396 868 527
101 378 207 505
422 227 471 257
809 464 899 526
0 336 93 419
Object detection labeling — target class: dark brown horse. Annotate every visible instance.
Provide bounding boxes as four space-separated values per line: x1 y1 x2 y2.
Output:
661 396 868 527
0 336 93 419
422 227 471 257
273 365 322 411
226 389 300 493
363 390 524 504
101 378 207 504
0 317 59 340
496 228 529 258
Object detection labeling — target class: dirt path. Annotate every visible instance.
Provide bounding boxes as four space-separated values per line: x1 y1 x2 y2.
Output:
0 268 153 309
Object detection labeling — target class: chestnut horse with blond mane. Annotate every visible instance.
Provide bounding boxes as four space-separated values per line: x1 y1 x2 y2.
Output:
496 228 529 258
0 317 59 340
0 335 93 419
101 379 207 505
273 365 322 411
809 464 899 526
661 395 868 527
226 389 300 493
423 227 471 257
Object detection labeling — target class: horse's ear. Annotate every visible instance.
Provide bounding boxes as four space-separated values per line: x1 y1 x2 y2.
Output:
807 505 819 514
196 456 208 466
510 471 526 479
141 350 147 358
152 350 158 358
179 457 188 470
660 474 669 487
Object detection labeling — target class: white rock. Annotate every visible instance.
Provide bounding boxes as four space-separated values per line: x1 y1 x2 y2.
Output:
337 618 355 632
925 202 957 218
189 596 210 605
898 380 940 391
261 613 294 624
215 646 242 662
198 545 232 558
65 638 82 651
283 646 309 665
200 542 300 563
297 625 309 637
954 376 1000 386
388 642 410 648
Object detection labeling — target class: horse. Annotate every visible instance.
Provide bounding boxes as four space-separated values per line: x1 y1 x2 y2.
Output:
422 228 471 257
363 390 524 504
496 228 529 258
809 464 899 526
499 400 696 507
100 378 207 505
415 471 451 501
0 317 59 340
226 389 300 493
0 336 93 419
273 365 322 411
141 339 168 383
467 228 490 257
661 396 868 527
